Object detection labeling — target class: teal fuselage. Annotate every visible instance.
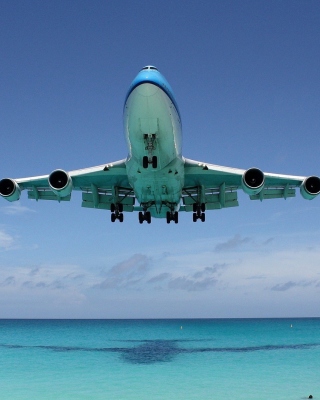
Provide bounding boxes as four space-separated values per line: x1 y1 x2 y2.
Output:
123 67 184 217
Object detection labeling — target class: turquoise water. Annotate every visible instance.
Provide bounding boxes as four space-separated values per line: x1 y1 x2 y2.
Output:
0 319 319 399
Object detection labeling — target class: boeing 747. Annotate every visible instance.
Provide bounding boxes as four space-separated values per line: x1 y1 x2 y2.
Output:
1 66 319 223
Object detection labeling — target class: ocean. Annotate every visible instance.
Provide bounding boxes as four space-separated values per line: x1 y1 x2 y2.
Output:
0 319 319 399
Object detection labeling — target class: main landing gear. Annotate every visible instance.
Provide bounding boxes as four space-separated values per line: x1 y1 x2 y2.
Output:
193 203 205 222
166 211 178 224
143 155 157 169
110 203 124 223
139 211 151 224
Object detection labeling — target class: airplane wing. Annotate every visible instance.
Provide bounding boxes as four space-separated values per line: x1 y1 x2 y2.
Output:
0 159 136 212
182 158 320 212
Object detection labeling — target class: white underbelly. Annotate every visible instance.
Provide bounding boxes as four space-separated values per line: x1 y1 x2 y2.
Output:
123 83 183 217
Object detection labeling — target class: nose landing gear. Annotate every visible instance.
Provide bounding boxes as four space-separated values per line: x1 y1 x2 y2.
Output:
142 156 158 169
143 134 158 168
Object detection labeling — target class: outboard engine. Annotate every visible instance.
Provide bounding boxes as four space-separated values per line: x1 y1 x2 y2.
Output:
0 178 21 202
48 169 73 198
242 168 265 195
300 176 320 200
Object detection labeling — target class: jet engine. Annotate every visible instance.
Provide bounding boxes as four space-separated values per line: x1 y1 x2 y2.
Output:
300 176 320 200
48 169 73 198
242 168 265 195
0 178 21 202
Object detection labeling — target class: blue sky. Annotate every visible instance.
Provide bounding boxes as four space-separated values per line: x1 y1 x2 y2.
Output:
0 0 320 318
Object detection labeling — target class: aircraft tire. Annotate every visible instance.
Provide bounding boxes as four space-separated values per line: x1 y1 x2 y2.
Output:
143 156 148 169
152 156 157 169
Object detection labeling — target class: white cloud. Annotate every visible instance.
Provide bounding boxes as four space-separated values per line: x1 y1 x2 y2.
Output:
0 230 320 318
0 229 15 250
1 203 35 215
215 234 252 252
95 254 151 289
271 280 315 291
0 263 89 292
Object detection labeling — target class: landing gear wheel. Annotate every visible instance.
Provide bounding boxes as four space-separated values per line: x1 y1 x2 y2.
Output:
118 203 123 213
166 211 171 224
138 211 151 224
152 156 157 169
110 203 115 213
111 213 116 223
143 156 148 169
192 205 206 222
174 211 178 224
119 213 124 223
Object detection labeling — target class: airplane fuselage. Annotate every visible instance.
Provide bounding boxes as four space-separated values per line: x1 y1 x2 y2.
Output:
123 66 184 218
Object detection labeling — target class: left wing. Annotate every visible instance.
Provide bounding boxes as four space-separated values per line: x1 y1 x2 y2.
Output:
0 159 136 212
182 158 320 212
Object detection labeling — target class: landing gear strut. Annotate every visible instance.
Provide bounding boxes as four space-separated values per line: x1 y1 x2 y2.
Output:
193 203 205 222
139 211 151 224
110 203 124 223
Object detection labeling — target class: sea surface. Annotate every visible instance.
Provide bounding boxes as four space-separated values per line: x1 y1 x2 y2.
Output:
0 319 319 399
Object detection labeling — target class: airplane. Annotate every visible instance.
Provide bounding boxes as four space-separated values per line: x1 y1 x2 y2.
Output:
1 66 320 224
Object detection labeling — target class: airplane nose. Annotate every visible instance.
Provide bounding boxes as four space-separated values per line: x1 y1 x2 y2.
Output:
136 83 159 97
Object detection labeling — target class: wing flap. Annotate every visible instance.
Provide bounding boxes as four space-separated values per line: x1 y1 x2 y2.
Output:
28 189 71 201
250 187 296 201
182 189 238 211
82 191 135 211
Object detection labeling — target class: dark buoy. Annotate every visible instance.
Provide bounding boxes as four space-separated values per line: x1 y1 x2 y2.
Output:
308 395 313 399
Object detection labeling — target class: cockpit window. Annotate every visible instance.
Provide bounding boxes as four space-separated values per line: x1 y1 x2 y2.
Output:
141 66 158 71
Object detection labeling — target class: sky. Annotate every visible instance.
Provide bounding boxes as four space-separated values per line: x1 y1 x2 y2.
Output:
0 0 320 318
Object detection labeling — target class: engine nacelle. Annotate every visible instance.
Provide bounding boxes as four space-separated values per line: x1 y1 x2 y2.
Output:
242 168 265 196
0 178 21 202
300 176 320 200
48 169 73 198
